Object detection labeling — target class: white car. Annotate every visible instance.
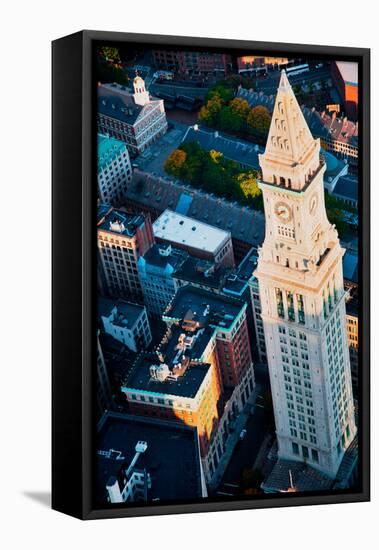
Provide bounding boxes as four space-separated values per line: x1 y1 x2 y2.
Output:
239 429 247 441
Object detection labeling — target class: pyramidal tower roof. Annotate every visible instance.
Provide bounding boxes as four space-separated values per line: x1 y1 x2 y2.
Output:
265 70 315 164
259 70 322 191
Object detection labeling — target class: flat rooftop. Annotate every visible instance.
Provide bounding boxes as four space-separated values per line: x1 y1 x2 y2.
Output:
126 171 265 247
97 205 146 237
140 244 188 270
97 133 126 172
223 248 258 295
160 324 215 365
96 412 203 506
98 297 145 328
123 351 211 398
173 256 229 289
164 285 244 330
153 209 230 254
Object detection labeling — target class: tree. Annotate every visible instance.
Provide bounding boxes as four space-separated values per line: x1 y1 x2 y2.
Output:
164 149 187 178
229 97 250 120
308 82 316 94
206 84 234 104
98 46 121 64
218 106 243 133
235 172 263 210
198 94 223 126
292 84 301 95
246 106 272 136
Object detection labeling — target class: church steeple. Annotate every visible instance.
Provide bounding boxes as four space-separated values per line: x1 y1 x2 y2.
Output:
259 70 322 191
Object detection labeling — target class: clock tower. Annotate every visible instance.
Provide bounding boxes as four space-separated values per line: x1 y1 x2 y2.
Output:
255 70 356 478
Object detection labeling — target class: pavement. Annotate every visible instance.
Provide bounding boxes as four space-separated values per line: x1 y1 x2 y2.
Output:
133 122 187 175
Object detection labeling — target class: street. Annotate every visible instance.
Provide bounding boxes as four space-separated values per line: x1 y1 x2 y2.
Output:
213 367 274 497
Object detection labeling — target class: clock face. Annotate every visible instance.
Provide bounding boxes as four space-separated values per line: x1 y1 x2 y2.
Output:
274 201 292 224
309 193 318 216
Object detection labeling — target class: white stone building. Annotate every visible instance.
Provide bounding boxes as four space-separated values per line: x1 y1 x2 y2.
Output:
254 71 356 478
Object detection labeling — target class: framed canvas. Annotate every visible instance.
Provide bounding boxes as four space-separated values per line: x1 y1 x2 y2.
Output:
52 30 370 520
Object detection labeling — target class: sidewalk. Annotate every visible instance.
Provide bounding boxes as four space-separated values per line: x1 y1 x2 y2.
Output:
209 382 262 490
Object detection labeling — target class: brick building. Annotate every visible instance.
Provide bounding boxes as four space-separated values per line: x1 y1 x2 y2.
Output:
152 49 232 76
331 61 358 121
97 76 168 156
120 285 255 482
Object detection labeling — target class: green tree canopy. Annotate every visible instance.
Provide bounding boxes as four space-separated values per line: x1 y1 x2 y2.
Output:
199 94 223 126
164 141 263 212
218 106 243 133
246 105 272 136
229 97 250 120
164 149 187 178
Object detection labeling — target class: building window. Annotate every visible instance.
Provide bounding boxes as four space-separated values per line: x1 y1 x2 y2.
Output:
297 294 305 324
311 449 319 463
287 291 295 322
292 442 299 455
276 288 285 318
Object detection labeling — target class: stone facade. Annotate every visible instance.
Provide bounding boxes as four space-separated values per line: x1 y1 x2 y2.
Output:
255 71 356 478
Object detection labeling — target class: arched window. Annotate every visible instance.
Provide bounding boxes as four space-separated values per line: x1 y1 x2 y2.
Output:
280 177 285 185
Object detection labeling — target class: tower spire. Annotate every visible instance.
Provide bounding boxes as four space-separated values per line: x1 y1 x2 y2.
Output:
259 70 321 191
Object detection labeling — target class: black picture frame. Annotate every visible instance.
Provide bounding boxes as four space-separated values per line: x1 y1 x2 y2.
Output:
52 30 370 520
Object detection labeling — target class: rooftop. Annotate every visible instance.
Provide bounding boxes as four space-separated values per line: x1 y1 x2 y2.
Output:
140 244 188 271
98 297 146 329
332 175 358 202
322 150 347 182
97 133 126 172
97 203 113 224
97 205 146 237
123 350 212 398
182 125 263 170
343 249 358 284
164 285 244 330
98 83 142 125
237 87 358 147
335 61 358 86
126 171 265 247
173 256 229 290
96 412 203 505
153 209 231 254
261 458 334 493
223 248 258 296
